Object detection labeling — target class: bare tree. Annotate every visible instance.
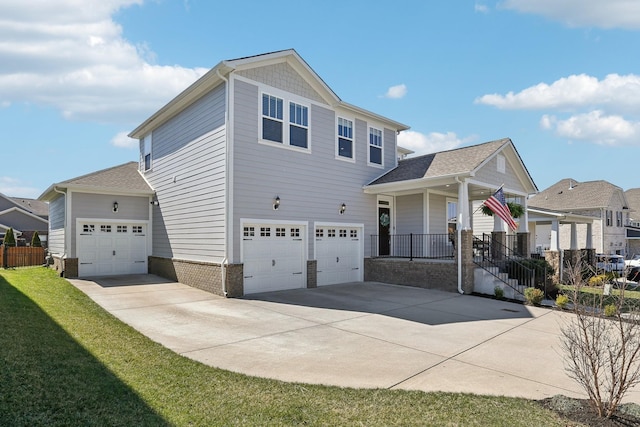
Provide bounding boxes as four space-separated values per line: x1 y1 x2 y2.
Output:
560 257 640 418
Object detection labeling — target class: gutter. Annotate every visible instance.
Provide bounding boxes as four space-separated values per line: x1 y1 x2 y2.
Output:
216 67 230 297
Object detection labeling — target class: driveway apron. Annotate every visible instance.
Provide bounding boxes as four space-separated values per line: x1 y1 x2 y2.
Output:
68 275 640 403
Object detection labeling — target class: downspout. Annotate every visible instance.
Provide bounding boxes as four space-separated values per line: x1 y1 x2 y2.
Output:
52 186 67 272
216 67 230 296
455 176 464 294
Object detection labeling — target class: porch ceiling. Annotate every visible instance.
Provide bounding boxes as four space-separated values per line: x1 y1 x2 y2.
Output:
363 178 498 202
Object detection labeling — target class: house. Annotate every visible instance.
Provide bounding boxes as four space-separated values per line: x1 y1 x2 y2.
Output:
39 162 154 277
39 49 539 297
0 193 49 246
624 188 640 257
528 179 629 256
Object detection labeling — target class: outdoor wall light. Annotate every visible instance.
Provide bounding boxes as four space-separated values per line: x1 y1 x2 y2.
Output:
273 196 280 210
339 203 347 215
150 200 159 206
113 201 119 213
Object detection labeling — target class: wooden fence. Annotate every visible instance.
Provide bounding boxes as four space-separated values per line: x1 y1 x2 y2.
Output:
0 246 46 268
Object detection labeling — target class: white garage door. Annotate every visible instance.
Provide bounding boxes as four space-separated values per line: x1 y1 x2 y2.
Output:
242 224 306 294
316 226 362 286
77 222 148 277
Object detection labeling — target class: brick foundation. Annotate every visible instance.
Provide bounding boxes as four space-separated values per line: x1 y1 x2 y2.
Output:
49 256 78 278
148 256 244 297
307 260 317 288
364 258 457 292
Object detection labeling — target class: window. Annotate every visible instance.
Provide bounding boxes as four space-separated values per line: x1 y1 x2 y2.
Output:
100 225 112 233
339 229 347 238
350 230 358 238
276 227 286 237
369 127 383 166
316 228 324 238
262 94 283 143
143 134 152 171
497 155 506 173
261 93 310 150
132 226 143 234
327 229 336 237
289 102 308 148
290 228 300 237
244 226 255 237
117 225 128 233
83 224 95 233
616 211 623 227
260 227 271 237
606 210 613 227
337 117 353 159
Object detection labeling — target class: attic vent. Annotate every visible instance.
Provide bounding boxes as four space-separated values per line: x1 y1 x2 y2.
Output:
497 155 506 173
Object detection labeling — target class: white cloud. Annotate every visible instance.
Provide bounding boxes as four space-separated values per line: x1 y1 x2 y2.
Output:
0 177 41 198
0 0 208 125
475 74 640 112
398 131 474 155
383 84 407 99
500 0 640 29
541 111 640 146
110 131 138 148
475 3 489 13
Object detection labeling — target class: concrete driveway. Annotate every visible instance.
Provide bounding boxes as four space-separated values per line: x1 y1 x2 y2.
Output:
69 274 640 403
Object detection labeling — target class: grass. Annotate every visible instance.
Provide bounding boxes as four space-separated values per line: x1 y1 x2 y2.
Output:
0 267 577 426
559 283 640 313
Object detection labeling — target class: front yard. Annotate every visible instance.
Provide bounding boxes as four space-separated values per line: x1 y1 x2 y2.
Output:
0 267 578 426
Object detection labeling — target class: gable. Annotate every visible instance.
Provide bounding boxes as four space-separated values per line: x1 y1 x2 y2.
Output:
237 62 326 104
0 208 48 231
474 148 527 193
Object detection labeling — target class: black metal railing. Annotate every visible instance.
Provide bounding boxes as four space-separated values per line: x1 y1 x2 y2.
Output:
474 233 555 297
371 234 454 260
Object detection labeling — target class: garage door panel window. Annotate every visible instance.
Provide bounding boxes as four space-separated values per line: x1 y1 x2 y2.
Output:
100 225 111 233
316 228 324 238
82 224 95 234
117 225 128 233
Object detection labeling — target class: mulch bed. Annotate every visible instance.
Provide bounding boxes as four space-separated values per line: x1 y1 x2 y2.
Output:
538 395 640 426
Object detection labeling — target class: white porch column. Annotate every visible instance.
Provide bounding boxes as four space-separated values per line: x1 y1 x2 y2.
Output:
586 223 593 249
550 219 559 251
494 214 508 232
570 223 578 250
457 179 471 230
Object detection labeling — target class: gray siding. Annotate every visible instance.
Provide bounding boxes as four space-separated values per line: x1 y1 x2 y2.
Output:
475 154 526 193
428 193 447 234
231 78 398 262
70 192 150 257
0 210 47 232
48 195 65 256
0 196 19 212
396 194 423 234
144 84 227 262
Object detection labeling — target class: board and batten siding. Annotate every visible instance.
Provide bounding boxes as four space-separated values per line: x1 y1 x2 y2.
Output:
69 193 150 258
474 154 526 194
395 194 424 234
231 78 398 262
48 195 65 256
145 84 227 263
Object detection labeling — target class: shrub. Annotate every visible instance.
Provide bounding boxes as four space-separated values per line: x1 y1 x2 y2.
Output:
555 294 569 309
524 287 544 305
31 231 42 248
588 274 608 287
3 228 16 247
604 303 618 317
494 286 504 299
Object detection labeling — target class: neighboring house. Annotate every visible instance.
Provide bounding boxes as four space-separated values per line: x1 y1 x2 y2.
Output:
528 179 629 256
38 49 539 297
624 188 640 257
39 162 154 277
0 193 49 246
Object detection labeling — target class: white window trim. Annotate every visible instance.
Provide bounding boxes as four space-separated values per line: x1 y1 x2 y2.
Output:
258 89 312 154
367 125 384 168
336 116 356 163
142 133 152 171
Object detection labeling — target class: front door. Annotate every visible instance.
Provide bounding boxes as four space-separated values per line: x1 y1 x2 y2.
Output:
378 207 391 256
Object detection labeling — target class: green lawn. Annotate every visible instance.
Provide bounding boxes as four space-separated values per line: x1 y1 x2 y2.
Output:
0 267 576 426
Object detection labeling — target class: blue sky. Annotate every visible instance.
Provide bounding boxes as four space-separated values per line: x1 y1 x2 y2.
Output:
1 0 640 198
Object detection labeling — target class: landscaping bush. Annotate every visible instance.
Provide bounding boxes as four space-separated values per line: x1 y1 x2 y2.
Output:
524 287 544 305
506 258 557 297
494 286 504 299
31 231 41 248
604 303 618 317
555 294 569 309
3 228 16 247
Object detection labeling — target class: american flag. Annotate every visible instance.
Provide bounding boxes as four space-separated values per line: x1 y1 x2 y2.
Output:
484 187 518 231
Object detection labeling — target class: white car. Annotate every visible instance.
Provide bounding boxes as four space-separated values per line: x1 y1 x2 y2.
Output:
625 254 640 268
596 254 625 272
